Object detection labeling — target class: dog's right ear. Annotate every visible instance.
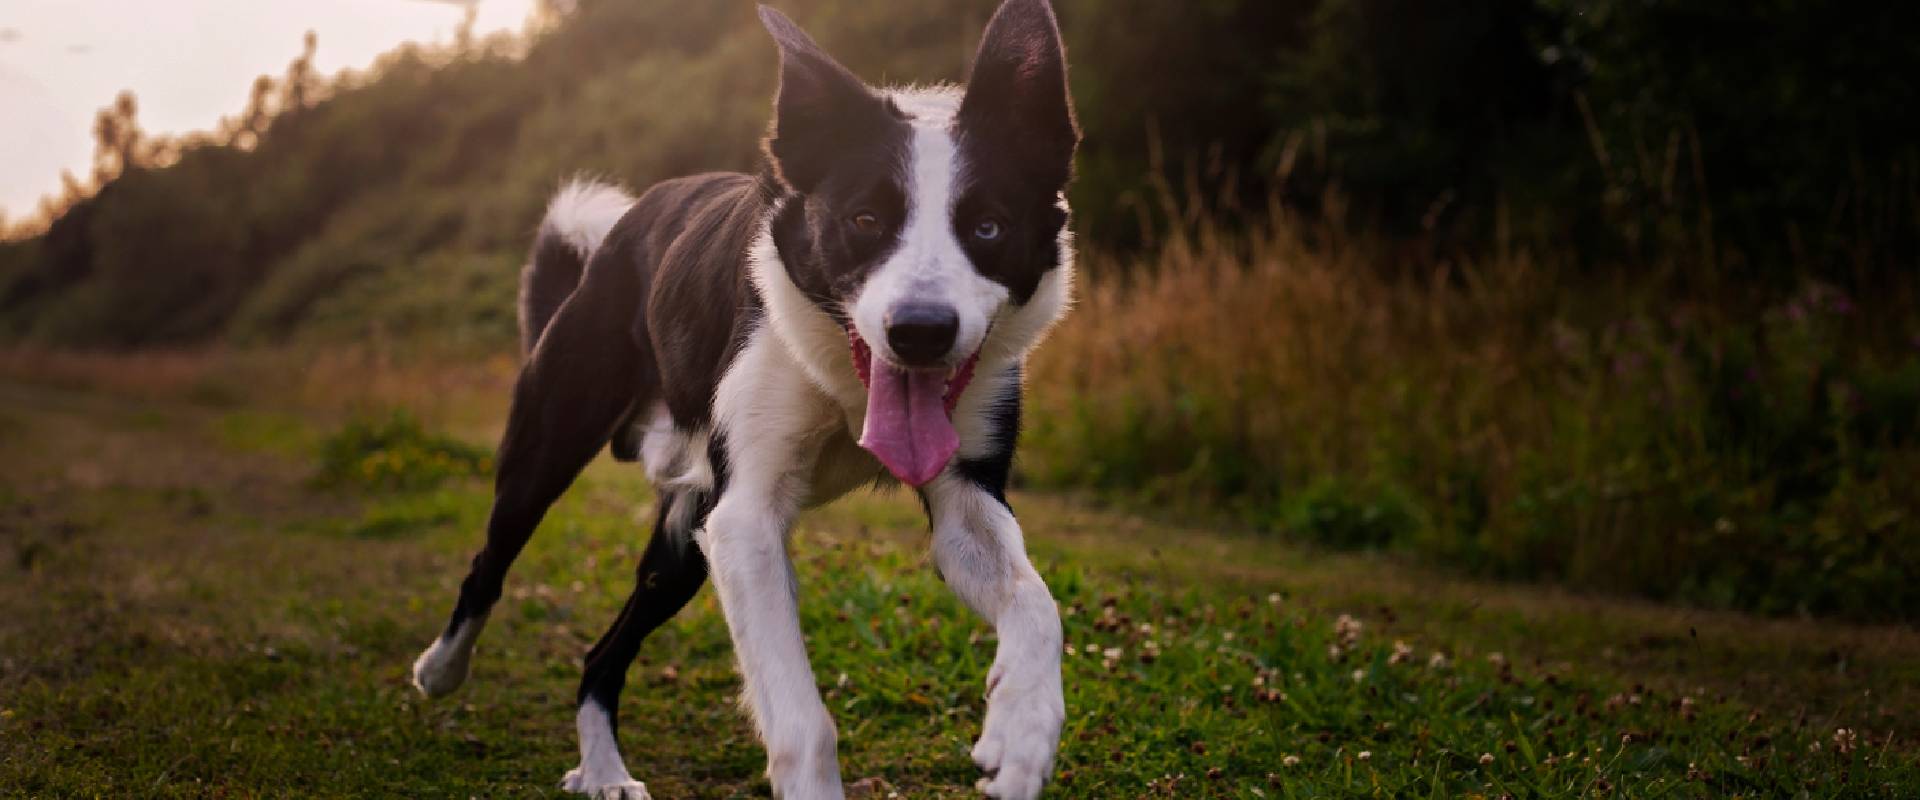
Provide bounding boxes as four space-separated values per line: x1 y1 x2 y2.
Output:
759 5 895 193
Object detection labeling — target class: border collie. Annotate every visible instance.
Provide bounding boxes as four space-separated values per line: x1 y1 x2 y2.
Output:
410 2 1078 798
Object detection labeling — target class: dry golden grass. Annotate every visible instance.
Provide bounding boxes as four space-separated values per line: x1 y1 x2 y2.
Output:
1027 210 1920 620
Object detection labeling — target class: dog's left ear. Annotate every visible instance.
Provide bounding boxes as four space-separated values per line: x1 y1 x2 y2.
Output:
957 0 1080 191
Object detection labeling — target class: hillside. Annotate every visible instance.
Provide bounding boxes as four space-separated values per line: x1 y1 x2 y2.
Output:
2 0 1917 348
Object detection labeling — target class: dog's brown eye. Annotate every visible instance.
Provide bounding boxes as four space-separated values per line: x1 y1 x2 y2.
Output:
849 211 882 234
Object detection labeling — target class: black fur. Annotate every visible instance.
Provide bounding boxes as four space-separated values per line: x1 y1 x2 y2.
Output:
952 0 1080 305
759 6 910 195
953 365 1025 509
760 5 916 323
578 495 709 724
436 172 768 657
956 0 1080 196
520 227 586 355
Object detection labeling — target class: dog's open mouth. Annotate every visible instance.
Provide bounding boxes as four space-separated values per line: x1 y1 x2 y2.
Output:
849 328 979 487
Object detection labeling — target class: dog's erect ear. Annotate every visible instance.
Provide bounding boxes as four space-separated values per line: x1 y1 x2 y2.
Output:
759 4 896 193
957 0 1080 191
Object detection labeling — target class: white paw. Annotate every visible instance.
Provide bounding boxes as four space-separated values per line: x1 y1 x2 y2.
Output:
412 615 487 698
410 637 471 698
561 766 653 800
970 678 1064 800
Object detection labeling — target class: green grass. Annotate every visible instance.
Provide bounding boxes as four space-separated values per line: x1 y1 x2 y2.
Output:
2 374 1916 798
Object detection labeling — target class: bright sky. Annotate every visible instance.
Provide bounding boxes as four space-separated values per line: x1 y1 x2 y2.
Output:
0 0 539 219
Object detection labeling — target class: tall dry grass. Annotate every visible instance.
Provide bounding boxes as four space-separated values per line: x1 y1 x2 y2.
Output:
1026 209 1920 620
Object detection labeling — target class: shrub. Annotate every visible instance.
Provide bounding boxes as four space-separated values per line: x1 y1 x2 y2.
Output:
1277 478 1425 550
313 411 491 491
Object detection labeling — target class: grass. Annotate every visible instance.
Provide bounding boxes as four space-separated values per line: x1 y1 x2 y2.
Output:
1027 214 1920 621
2 352 1918 797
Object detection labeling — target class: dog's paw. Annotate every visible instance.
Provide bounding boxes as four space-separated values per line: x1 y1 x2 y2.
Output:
409 637 471 698
561 766 653 800
970 682 1063 800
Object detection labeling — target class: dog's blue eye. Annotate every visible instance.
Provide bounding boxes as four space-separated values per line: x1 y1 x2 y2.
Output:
973 219 1004 242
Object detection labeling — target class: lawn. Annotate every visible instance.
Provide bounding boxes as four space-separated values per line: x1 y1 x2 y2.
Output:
1 351 1915 798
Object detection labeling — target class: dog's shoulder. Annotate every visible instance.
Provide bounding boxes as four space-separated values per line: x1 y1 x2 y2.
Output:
614 171 776 427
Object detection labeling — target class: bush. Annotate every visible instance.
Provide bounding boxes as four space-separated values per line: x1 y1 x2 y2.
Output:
1277 478 1425 550
313 411 491 491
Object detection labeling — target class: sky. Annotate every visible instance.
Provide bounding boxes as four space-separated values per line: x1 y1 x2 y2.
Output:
0 0 538 219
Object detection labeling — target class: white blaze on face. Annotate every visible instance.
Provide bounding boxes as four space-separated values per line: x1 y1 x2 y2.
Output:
844 88 1012 487
850 88 1008 368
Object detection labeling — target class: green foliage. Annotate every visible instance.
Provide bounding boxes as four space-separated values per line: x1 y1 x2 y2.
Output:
314 411 491 491
1541 0 1920 272
1264 0 1567 243
1278 478 1426 550
7 0 1917 347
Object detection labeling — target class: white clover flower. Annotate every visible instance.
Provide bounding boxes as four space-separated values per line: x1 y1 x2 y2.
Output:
1834 728 1858 754
1333 613 1363 647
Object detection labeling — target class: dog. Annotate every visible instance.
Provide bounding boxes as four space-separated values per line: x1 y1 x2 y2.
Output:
411 2 1078 797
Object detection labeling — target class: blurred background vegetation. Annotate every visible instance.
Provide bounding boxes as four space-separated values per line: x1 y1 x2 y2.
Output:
0 0 1914 621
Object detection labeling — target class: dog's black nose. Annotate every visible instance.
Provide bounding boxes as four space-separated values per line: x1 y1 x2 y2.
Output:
885 302 959 367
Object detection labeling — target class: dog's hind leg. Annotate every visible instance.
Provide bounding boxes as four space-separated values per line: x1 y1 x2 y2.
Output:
562 492 710 800
414 238 653 698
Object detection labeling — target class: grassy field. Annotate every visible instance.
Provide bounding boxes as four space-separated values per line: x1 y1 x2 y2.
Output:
2 349 1918 798
1027 220 1920 622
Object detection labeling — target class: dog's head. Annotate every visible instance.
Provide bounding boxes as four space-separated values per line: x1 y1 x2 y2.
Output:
756 0 1078 487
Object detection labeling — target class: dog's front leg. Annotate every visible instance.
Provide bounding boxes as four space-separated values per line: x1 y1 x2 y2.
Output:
700 486 842 799
697 330 845 798
926 476 1064 799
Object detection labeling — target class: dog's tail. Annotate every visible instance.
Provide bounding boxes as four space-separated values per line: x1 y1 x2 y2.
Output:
519 178 637 355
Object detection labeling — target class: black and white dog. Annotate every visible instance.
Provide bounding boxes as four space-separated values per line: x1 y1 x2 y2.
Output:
411 2 1078 797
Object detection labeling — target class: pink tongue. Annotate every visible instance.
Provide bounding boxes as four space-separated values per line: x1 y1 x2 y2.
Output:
859 359 958 487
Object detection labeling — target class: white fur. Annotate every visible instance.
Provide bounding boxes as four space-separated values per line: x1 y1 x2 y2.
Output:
562 700 653 800
411 612 487 698
749 212 869 422
925 475 1064 800
698 329 847 798
631 400 713 536
749 86 1077 461
848 88 1004 373
634 400 713 495
545 178 637 258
